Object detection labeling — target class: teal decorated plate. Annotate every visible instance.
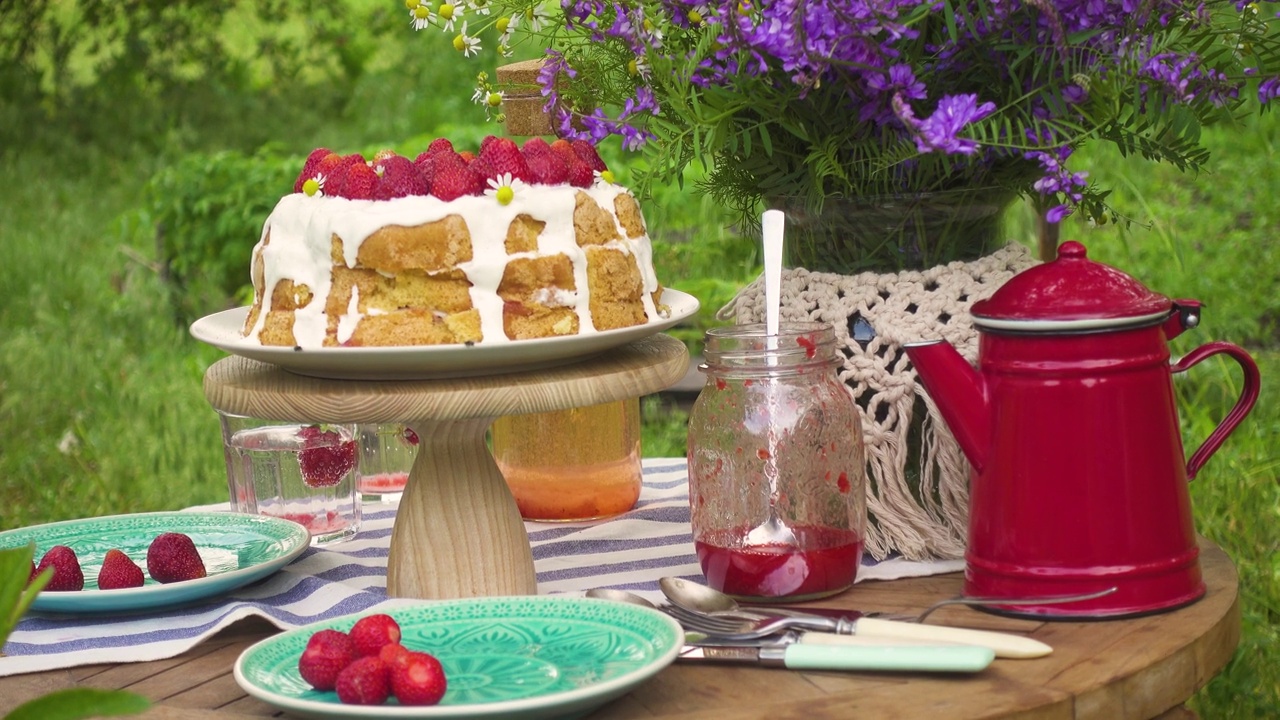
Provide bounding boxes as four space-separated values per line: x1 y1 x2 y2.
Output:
234 596 684 719
0 511 309 613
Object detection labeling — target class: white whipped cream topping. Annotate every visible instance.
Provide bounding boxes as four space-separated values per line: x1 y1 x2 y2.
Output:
245 181 664 348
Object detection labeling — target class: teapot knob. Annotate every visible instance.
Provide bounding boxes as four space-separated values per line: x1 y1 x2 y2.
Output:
1057 241 1087 259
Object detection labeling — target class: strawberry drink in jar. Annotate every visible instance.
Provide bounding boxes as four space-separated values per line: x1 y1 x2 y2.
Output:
687 322 866 601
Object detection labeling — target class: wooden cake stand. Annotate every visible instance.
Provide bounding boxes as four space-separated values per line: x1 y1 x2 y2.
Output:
202 334 690 600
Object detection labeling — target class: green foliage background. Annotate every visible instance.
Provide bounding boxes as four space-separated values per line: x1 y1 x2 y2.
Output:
1 2 1277 716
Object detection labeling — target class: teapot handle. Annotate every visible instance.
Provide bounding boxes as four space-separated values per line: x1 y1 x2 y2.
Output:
1171 341 1261 480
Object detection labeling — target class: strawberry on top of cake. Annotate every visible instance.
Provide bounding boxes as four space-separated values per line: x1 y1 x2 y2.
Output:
242 136 668 348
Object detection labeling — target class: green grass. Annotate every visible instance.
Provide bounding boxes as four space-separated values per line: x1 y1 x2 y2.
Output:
2 32 1279 715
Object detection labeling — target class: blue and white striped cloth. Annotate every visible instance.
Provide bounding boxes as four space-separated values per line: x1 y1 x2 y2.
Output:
0 459 960 677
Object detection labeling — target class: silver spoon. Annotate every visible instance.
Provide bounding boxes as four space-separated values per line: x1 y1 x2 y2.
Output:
660 576 1118 624
584 587 658 608
744 209 796 547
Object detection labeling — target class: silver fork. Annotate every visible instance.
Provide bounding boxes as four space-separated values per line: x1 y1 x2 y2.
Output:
665 587 1118 640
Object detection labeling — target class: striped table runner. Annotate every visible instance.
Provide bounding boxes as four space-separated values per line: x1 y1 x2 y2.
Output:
0 459 960 677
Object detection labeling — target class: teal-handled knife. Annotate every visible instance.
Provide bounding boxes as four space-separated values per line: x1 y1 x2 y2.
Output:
681 637 995 672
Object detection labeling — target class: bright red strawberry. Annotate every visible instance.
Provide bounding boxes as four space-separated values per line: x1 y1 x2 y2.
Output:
335 656 391 705
402 427 420 445
474 137 530 183
375 155 429 199
146 532 207 584
522 137 552 155
297 425 358 487
571 140 609 172
37 545 83 591
379 642 411 670
342 162 380 200
97 548 145 590
430 153 486 201
550 139 576 162
294 147 335 193
525 150 570 185
479 135 499 153
298 629 357 691
323 154 366 197
566 157 595 187
390 650 447 706
349 614 402 657
426 137 455 156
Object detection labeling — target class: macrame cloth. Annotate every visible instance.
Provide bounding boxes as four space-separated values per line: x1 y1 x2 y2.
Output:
720 242 1038 561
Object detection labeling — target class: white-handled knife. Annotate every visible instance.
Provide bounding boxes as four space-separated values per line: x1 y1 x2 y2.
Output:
680 640 995 672
796 618 1051 659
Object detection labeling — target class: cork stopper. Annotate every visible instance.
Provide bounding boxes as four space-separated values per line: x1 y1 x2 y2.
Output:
496 59 555 137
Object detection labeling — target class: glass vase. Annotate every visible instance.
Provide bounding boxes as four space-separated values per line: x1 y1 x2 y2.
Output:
773 187 1015 274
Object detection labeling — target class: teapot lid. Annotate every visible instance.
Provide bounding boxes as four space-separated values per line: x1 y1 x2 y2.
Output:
971 241 1172 331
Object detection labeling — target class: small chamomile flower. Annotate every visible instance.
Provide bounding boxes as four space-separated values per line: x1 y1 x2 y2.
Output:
303 173 326 197
466 0 491 16
438 3 462 31
495 15 512 34
594 169 616 185
409 3 434 30
453 22 481 56
485 173 525 206
523 4 551 31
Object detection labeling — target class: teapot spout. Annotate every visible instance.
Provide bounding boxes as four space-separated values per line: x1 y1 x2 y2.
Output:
904 340 990 472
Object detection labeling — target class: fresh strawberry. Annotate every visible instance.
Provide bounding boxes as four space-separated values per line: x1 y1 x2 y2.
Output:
426 137 455 156
342 162 380 200
335 656 391 705
389 650 447 706
402 427 420 445
413 154 437 187
297 425 358 487
349 614 402 658
522 137 552 155
298 629 357 691
28 559 37 586
294 148 335 193
322 154 365 198
550 139 576 163
379 642 412 670
479 135 499 154
525 149 570 185
146 532 207 583
36 545 83 591
97 548 145 590
571 140 609 172
375 155 429 199
430 153 486 201
566 157 595 187
473 137 531 183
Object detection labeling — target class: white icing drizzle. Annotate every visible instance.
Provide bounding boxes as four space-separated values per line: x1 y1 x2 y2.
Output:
244 180 663 347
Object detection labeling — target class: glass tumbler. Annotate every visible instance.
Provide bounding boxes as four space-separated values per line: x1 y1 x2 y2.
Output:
491 398 643 522
356 424 420 503
220 414 362 546
687 322 866 601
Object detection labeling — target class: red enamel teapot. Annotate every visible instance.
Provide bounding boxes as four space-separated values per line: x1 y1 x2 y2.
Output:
905 241 1260 618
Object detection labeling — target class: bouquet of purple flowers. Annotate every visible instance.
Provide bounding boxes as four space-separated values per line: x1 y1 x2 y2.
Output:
412 0 1280 251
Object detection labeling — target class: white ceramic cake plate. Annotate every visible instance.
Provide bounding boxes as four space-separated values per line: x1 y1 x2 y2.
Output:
190 289 700 381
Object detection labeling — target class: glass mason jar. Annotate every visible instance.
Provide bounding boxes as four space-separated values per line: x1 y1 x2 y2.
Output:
687 322 867 601
491 398 643 522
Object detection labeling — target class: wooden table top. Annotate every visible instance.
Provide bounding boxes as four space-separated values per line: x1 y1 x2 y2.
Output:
1 539 1237 720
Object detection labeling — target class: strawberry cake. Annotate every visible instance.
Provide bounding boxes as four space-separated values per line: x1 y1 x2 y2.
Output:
241 136 668 348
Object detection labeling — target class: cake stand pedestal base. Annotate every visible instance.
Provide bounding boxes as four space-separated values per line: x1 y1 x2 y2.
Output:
202 334 690 600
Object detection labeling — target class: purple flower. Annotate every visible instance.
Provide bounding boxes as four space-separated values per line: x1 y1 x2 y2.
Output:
912 95 998 155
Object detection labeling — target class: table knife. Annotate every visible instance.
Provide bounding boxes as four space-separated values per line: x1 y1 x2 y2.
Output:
795 618 1052 659
679 640 995 672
